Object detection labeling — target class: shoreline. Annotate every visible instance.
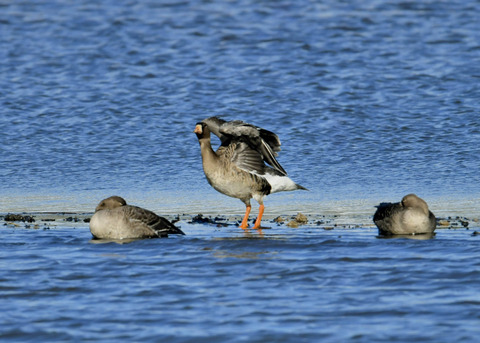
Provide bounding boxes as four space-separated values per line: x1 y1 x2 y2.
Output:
1 211 478 231
2 193 479 231
1 194 479 214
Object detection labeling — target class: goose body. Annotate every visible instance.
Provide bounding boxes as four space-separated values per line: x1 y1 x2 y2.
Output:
89 196 184 240
373 194 436 236
194 117 306 229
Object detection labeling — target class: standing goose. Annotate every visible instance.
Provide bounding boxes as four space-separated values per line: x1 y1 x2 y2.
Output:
373 194 436 236
194 117 307 230
89 196 185 240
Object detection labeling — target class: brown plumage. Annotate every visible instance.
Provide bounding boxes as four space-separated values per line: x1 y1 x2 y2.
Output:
373 194 436 236
89 196 184 240
194 117 306 230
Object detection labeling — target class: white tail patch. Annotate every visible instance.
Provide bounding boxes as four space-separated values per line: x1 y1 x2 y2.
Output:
263 173 300 193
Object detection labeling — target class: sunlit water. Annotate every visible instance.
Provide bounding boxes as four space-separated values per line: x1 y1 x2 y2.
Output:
1 223 479 342
1 0 480 341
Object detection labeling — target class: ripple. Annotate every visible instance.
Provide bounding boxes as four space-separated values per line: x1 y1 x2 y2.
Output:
1 0 480 341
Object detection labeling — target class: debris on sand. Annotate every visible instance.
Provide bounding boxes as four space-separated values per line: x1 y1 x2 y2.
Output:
287 213 308 228
4 214 35 223
294 213 308 224
189 214 230 227
190 214 213 224
437 216 472 229
286 221 299 228
64 217 81 222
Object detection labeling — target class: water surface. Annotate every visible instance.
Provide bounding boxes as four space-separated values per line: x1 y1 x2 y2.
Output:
1 0 479 214
1 0 480 341
1 223 480 342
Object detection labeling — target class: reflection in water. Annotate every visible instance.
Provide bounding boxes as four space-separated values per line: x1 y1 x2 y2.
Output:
89 237 152 244
213 250 277 259
242 227 264 238
212 229 292 241
98 253 127 259
376 233 436 240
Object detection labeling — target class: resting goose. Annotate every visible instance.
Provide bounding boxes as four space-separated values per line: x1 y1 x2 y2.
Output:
89 196 185 240
373 194 436 236
194 117 307 230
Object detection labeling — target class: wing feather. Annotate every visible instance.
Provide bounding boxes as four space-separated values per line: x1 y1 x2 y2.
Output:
229 141 266 174
124 206 185 236
203 117 287 175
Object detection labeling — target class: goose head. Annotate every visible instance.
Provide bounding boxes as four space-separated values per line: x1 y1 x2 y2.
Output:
194 122 211 140
95 196 127 212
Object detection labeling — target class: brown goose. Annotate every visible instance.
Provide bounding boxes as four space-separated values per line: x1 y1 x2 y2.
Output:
194 117 307 230
89 196 184 240
373 194 436 236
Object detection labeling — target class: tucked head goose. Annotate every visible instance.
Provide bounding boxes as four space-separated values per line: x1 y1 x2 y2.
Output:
194 117 307 230
373 194 436 236
89 196 185 240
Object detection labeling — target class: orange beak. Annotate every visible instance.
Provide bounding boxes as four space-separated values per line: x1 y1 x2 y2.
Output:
194 124 203 134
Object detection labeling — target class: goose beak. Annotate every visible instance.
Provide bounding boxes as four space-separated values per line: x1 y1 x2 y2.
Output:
194 124 203 134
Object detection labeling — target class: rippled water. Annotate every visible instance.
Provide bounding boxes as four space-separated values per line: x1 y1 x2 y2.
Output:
1 224 480 342
1 0 480 212
1 0 480 341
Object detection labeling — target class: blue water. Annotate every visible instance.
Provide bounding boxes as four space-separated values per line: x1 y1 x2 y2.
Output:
1 0 480 341
1 224 480 342
1 223 480 342
1 0 480 212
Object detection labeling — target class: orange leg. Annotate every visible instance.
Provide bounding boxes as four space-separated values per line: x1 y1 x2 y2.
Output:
252 204 265 230
240 205 251 229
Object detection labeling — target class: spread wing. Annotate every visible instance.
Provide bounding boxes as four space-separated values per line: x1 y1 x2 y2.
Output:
228 141 266 175
204 117 287 175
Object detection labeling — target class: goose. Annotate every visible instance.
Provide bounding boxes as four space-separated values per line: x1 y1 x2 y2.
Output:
194 117 307 230
373 194 436 236
89 196 184 239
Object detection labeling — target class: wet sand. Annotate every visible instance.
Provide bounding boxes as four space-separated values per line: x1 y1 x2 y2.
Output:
2 191 479 236
2 211 479 234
